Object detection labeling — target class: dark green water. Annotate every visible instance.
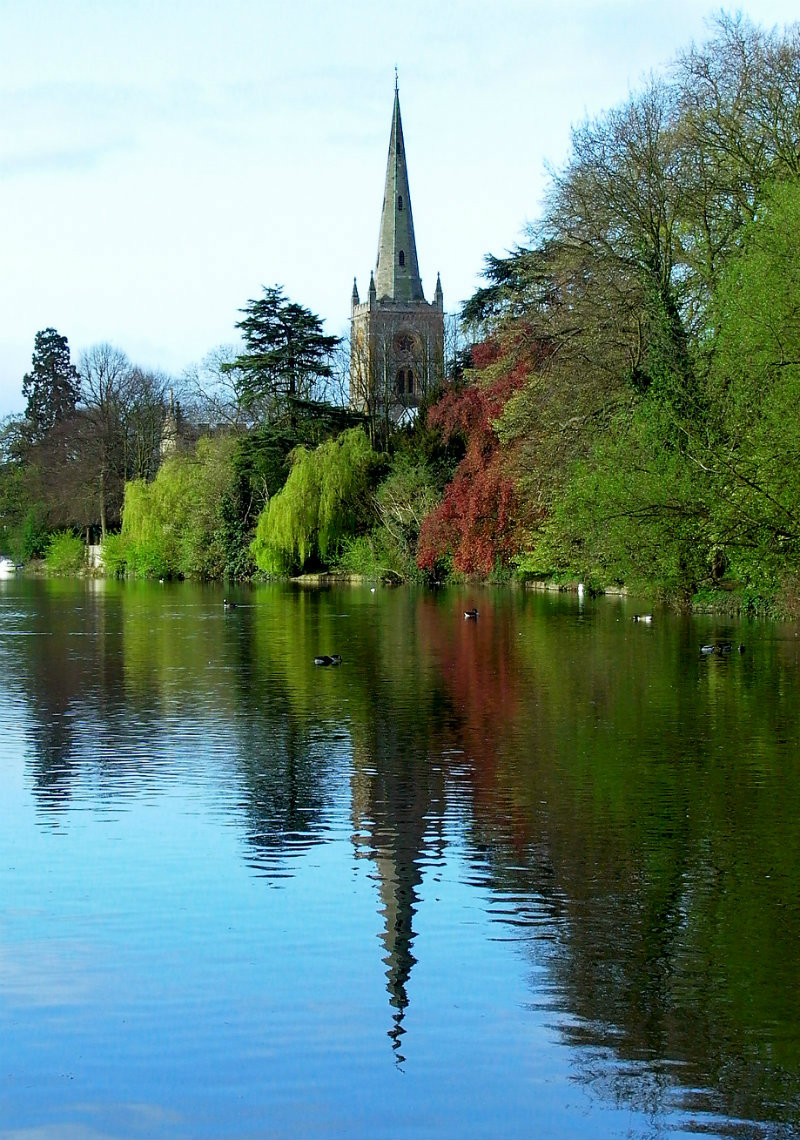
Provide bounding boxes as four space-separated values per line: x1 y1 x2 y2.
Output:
2 576 800 1138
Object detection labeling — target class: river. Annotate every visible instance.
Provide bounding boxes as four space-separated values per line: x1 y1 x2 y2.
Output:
2 577 799 1139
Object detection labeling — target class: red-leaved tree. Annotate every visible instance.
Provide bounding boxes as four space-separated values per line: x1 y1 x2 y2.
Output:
417 337 543 575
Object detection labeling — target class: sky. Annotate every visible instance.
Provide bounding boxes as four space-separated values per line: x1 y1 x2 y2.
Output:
2 0 798 417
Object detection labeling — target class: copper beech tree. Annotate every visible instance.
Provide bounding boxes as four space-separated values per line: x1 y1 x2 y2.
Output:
416 340 541 576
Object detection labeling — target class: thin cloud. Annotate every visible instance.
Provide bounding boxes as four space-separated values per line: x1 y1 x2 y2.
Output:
0 143 130 179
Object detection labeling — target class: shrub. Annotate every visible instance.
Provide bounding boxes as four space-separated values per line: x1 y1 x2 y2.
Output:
101 533 128 576
44 531 85 574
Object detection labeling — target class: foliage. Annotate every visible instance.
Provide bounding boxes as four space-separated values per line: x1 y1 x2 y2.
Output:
449 14 800 605
8 331 171 546
224 286 340 423
121 436 240 578
373 455 440 570
44 530 85 574
417 342 535 576
538 406 713 597
18 508 50 561
22 329 80 444
703 179 800 592
251 429 383 574
100 532 128 577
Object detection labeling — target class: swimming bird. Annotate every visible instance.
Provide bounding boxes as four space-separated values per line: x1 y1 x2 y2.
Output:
223 598 237 610
633 614 653 623
314 654 342 666
464 609 479 619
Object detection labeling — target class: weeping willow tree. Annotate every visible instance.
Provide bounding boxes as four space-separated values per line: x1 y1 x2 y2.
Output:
251 428 382 574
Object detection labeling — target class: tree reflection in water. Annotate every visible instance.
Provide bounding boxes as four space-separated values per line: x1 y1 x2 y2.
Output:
8 577 800 1134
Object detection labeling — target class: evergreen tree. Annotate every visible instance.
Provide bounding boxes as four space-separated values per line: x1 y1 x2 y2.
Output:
225 286 340 422
21 329 80 443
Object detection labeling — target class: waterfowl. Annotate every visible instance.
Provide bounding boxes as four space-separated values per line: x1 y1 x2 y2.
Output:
223 598 237 610
700 641 745 655
464 609 479 620
633 614 653 623
314 654 342 666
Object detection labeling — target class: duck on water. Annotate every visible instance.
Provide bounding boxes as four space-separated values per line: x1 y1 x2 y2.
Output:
314 654 342 667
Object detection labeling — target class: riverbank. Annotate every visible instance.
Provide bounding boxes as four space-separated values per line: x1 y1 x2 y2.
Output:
7 549 794 620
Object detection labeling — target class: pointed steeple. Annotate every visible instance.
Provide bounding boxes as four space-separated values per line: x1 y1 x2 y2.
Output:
374 83 425 303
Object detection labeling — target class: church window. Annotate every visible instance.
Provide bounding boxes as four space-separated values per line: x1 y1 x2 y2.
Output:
407 369 414 393
397 370 405 394
399 250 405 267
398 194 403 211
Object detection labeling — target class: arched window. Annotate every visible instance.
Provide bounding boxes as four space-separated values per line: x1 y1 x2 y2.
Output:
396 370 405 394
398 250 405 267
407 369 414 394
398 194 403 211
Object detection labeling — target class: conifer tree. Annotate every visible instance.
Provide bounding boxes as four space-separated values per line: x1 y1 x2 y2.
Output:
225 286 340 423
22 328 80 444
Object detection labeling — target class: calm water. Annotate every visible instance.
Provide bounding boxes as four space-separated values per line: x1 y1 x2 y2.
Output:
2 577 800 1139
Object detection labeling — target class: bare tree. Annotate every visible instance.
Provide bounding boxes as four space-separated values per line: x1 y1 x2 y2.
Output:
79 344 132 538
183 344 250 430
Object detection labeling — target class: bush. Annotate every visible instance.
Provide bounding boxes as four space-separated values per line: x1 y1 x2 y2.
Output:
101 532 128 576
19 509 49 560
336 534 383 577
44 531 85 574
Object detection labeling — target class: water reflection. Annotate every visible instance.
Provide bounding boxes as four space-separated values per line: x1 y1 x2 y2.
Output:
350 701 446 1062
3 578 800 1135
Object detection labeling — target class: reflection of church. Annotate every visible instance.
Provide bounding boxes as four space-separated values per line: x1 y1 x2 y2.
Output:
350 709 446 1063
350 81 444 424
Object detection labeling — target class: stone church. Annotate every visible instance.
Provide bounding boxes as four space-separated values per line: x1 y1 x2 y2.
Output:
350 83 444 424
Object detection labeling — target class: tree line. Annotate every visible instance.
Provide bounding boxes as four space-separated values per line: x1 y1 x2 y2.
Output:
3 12 800 611
424 11 800 611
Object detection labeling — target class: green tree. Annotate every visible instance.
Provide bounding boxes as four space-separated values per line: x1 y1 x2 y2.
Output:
704 179 800 594
119 435 240 579
21 329 80 444
225 286 340 424
459 14 800 601
251 428 382 574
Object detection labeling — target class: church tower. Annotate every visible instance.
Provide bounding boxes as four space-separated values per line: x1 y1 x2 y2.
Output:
350 81 444 428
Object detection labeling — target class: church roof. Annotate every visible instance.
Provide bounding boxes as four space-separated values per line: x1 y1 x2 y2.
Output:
374 84 426 304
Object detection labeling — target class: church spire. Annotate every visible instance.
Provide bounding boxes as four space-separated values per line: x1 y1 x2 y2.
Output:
374 83 425 303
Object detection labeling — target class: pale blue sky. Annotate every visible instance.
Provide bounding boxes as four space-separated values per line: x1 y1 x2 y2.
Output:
1 0 798 415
